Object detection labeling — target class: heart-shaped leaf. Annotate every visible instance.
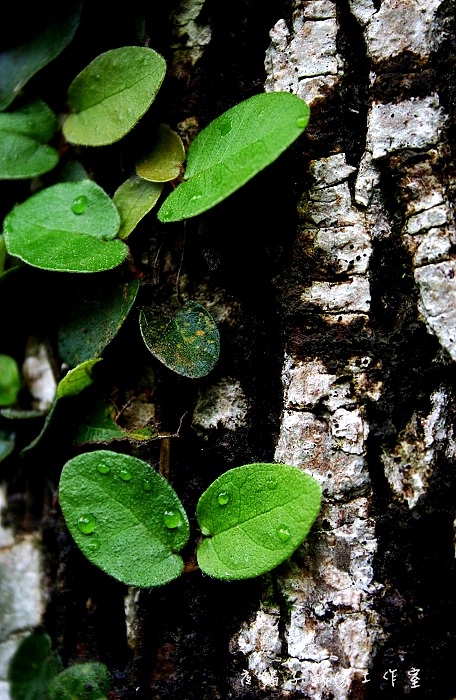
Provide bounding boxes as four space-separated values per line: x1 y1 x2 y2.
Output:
113 176 163 240
8 631 63 700
3 180 128 272
158 92 310 222
0 354 21 406
58 277 139 366
46 662 110 700
63 47 166 146
139 301 220 378
0 1 82 111
59 450 190 587
196 463 321 580
74 395 156 445
136 124 185 182
0 100 58 179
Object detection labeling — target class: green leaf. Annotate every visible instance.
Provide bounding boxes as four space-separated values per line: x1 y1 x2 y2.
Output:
113 176 163 240
46 662 110 700
158 92 310 222
139 301 220 378
3 180 128 273
57 359 101 398
59 450 189 587
0 234 6 273
8 631 63 700
0 100 58 179
58 277 139 366
59 160 89 183
0 354 21 406
0 1 82 111
196 463 321 580
0 429 15 462
74 395 155 445
63 47 166 146
136 124 185 182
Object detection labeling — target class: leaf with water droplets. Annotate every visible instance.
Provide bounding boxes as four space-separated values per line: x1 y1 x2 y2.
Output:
0 1 82 111
58 276 139 366
139 301 220 378
59 450 189 587
0 100 58 179
3 180 127 272
8 631 63 700
196 463 321 580
46 662 110 700
113 175 163 240
63 47 166 146
158 92 310 222
136 124 185 182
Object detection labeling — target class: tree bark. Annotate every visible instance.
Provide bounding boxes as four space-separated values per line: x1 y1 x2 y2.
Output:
1 1 455 699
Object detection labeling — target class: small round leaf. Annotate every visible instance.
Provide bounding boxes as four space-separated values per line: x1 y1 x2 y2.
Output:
136 124 185 182
113 176 163 240
3 180 128 273
139 301 220 378
63 47 166 146
8 631 63 700
196 463 321 580
46 662 110 700
59 450 189 587
0 354 21 406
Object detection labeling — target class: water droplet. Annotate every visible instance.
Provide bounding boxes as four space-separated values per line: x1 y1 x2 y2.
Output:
191 194 202 201
87 539 100 551
97 462 110 475
142 479 152 492
119 467 132 481
163 510 182 529
277 525 291 543
77 513 96 535
218 117 232 136
267 477 278 490
217 491 230 506
71 195 87 214
296 116 307 128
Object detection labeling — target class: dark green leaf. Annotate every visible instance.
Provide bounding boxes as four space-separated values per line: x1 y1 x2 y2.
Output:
8 631 63 700
46 662 110 700
139 301 220 378
59 450 189 587
0 1 82 111
74 395 156 445
0 101 58 179
196 463 321 580
0 354 21 406
158 92 310 222
3 180 128 273
113 176 163 240
63 47 166 146
136 124 185 182
58 278 139 366
0 429 15 462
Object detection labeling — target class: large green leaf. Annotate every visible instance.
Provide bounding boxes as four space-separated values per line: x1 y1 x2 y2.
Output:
113 176 163 240
196 463 321 580
139 301 220 378
46 662 110 700
158 92 310 222
3 180 128 273
0 354 21 406
58 277 139 366
0 1 82 111
8 631 63 700
59 451 189 587
63 47 166 146
135 124 185 182
0 100 58 179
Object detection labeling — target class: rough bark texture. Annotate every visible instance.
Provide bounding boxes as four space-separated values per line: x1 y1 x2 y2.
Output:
1 1 456 699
